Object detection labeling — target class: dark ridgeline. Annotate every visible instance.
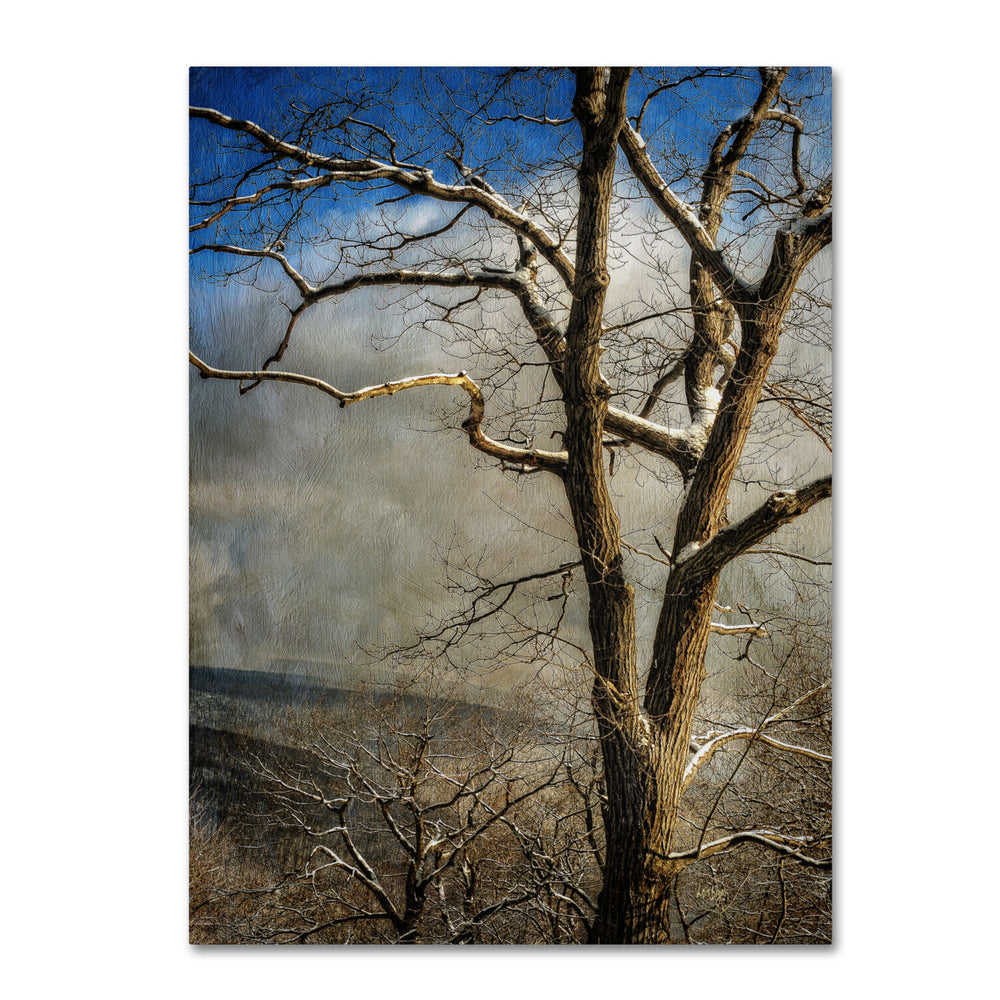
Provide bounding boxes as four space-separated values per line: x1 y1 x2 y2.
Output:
190 665 349 858
190 664 526 847
190 663 348 710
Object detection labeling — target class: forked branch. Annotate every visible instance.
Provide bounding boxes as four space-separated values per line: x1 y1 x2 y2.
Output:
683 681 831 791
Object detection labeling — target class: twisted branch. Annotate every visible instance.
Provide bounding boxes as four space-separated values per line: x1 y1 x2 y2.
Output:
189 351 567 475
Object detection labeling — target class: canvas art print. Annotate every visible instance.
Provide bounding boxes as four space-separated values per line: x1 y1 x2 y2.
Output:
189 67 833 945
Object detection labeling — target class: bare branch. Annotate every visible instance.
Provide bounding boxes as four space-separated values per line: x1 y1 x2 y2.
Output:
684 681 831 790
189 351 568 474
190 243 316 298
667 830 831 870
191 105 577 288
684 731 831 790
742 547 832 567
189 174 333 233
618 124 749 305
675 476 832 580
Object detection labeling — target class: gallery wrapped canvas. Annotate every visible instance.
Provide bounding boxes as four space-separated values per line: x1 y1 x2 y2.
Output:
190 67 832 944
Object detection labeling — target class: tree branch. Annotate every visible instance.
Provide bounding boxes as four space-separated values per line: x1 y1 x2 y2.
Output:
675 475 832 580
189 351 568 475
743 547 831 567
684 730 831 789
191 105 577 289
708 622 767 637
189 174 334 233
618 124 749 305
757 199 833 305
683 681 831 790
667 830 831 869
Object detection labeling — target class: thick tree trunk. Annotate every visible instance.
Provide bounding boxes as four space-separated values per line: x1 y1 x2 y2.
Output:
561 69 828 945
563 68 677 945
587 302 804 943
588 725 683 943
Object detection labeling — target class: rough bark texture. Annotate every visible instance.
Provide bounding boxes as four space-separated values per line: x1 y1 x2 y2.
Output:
558 68 656 944
568 68 831 943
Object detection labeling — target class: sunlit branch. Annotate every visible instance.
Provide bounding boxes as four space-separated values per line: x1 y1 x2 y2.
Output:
471 112 573 127
342 114 419 167
189 351 568 475
708 622 767 636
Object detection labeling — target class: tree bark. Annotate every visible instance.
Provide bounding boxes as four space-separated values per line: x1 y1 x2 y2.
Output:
561 68 674 945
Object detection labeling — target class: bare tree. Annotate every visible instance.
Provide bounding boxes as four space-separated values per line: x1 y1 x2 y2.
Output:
190 66 832 944
193 683 600 944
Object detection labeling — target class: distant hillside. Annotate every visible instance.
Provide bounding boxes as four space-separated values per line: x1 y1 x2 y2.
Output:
190 664 350 709
190 665 540 841
190 724 300 831
190 664 527 736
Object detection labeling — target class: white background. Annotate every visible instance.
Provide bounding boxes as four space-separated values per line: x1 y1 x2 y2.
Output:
3 6 993 996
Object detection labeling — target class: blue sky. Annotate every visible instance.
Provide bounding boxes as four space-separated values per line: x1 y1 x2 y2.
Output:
190 67 831 262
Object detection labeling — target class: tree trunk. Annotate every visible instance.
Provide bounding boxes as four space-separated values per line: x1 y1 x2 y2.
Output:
589 725 679 943
560 70 825 945
563 68 678 945
587 305 800 942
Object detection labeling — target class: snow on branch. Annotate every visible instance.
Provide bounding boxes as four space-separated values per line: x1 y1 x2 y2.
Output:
683 681 831 791
602 406 702 474
192 112 723 478
189 241 698 474
189 174 333 233
684 729 831 787
675 476 832 581
667 830 831 870
190 243 316 298
708 622 767 637
191 106 577 289
188 351 568 475
618 125 749 305
757 181 833 300
192 254 565 387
